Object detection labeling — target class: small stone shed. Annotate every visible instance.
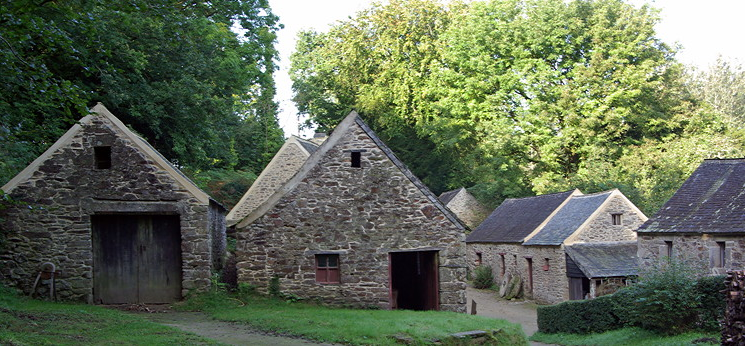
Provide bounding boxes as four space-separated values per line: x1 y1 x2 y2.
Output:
226 136 319 226
467 189 645 304
234 111 468 312
638 159 745 275
564 241 638 299
0 103 226 304
439 187 489 229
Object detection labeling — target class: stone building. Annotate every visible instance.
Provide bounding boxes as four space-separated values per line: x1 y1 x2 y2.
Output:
466 189 645 304
226 136 319 226
638 159 745 275
439 187 490 229
565 241 638 299
234 111 468 312
0 103 226 304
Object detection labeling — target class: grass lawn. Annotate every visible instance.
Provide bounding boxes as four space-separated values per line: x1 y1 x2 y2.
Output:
177 290 528 345
0 286 216 345
531 327 719 346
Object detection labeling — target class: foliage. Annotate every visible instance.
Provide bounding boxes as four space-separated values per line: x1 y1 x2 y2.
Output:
187 169 258 209
694 275 726 331
472 265 495 289
0 0 284 189
531 327 718 346
687 57 745 128
179 289 528 345
290 0 745 211
268 275 281 298
0 284 212 345
537 295 623 334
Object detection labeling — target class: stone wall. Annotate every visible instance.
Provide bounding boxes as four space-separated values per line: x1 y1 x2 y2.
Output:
236 120 467 312
227 141 309 224
446 190 489 229
522 246 569 303
0 115 216 301
638 234 745 275
572 195 641 243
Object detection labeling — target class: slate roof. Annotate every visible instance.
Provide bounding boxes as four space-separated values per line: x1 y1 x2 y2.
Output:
296 136 320 154
638 159 745 234
565 241 639 278
466 190 577 243
439 188 465 205
523 191 613 246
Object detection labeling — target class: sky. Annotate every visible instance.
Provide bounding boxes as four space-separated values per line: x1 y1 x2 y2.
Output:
267 0 745 138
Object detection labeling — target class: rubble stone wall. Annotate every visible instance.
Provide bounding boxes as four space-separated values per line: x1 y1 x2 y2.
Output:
572 195 641 243
445 191 489 229
638 233 745 275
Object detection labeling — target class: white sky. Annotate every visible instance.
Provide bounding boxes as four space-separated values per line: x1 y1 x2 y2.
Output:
267 0 745 138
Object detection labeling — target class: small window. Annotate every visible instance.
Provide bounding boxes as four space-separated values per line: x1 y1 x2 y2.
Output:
315 254 340 283
717 242 726 268
543 258 550 271
475 252 482 266
94 146 112 169
351 152 361 167
611 213 622 225
664 241 673 258
499 254 506 277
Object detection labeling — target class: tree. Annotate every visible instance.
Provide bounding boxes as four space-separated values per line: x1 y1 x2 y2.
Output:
0 0 284 187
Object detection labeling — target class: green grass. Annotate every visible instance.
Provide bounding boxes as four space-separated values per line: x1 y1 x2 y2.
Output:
531 327 719 346
0 286 216 345
177 290 528 345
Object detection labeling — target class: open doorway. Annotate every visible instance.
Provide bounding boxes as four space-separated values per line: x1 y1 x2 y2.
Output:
389 250 439 311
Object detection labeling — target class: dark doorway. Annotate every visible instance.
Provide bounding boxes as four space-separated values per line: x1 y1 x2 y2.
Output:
389 251 439 311
569 277 590 300
92 214 182 304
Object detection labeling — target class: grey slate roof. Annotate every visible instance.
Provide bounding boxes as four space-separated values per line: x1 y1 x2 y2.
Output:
295 136 320 154
638 159 745 234
466 190 576 243
524 191 612 246
439 188 465 205
565 241 639 278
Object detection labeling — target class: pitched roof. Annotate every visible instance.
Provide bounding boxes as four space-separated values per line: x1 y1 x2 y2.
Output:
638 159 745 234
466 190 578 243
565 241 638 278
439 187 465 205
2 103 213 206
227 136 318 225
524 191 613 246
236 111 466 230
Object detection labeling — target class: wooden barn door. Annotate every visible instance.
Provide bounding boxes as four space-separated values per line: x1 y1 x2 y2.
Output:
92 215 181 304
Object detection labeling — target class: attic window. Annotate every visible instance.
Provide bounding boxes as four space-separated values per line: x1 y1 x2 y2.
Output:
611 213 622 225
351 152 361 167
94 146 112 169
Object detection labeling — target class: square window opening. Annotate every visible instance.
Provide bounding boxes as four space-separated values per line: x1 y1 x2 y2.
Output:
94 146 112 169
351 152 361 167
611 213 622 225
315 254 340 284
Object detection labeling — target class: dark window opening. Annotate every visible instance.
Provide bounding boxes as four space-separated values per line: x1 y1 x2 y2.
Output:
611 213 622 225
475 252 482 266
665 241 673 258
351 151 361 167
543 258 550 271
717 242 726 268
315 254 340 283
94 146 112 169
500 254 506 277
526 258 534 294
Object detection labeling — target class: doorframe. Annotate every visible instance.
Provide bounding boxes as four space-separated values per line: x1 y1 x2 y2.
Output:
388 249 440 311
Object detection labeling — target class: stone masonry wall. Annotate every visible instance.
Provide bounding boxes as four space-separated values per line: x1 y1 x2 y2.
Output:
572 195 641 243
638 234 745 276
0 115 214 301
446 191 489 229
236 121 467 312
227 142 309 224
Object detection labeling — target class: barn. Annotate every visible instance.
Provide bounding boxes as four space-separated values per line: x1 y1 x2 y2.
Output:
0 103 226 303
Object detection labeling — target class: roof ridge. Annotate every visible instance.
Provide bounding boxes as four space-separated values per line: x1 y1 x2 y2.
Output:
503 189 579 202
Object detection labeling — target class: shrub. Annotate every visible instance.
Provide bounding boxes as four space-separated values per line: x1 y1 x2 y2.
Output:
472 265 495 289
537 294 623 334
268 275 281 297
696 275 725 331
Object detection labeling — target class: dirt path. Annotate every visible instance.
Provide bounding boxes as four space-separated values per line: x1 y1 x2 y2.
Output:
141 311 333 346
467 287 554 346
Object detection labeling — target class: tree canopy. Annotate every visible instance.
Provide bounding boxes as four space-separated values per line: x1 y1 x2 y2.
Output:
290 0 745 214
0 0 284 199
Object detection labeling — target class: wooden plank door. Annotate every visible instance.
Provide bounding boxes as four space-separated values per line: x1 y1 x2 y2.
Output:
92 215 181 304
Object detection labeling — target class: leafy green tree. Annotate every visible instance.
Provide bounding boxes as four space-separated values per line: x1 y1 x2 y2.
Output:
0 0 284 189
687 57 745 128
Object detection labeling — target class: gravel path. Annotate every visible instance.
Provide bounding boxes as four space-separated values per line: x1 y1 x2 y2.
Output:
467 287 555 346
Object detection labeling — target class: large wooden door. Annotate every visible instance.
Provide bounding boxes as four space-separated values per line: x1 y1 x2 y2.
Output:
92 215 182 304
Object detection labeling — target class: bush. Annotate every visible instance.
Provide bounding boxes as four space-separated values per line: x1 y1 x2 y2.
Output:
537 294 623 334
696 275 725 331
472 265 495 289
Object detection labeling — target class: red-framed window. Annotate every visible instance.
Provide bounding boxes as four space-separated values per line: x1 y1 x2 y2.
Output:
315 254 340 283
